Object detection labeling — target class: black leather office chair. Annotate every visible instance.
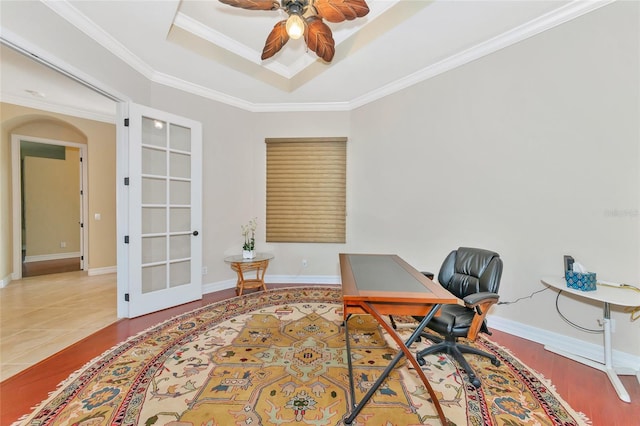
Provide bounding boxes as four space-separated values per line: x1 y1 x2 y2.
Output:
415 247 503 388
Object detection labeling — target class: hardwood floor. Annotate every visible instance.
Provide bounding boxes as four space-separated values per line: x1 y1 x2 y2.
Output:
21 257 81 278
488 329 639 425
1 282 638 425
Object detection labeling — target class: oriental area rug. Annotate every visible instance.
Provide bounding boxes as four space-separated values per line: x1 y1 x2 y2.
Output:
16 286 590 426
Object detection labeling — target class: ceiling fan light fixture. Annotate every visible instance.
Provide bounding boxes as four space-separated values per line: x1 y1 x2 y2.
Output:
219 0 370 61
285 13 305 39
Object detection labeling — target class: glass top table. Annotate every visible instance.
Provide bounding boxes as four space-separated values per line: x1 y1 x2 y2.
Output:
224 253 274 295
339 253 457 425
224 253 274 264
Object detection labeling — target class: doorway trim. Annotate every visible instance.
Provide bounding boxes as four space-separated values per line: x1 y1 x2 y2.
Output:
11 134 89 280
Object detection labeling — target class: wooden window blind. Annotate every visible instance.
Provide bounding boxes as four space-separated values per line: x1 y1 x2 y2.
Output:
265 137 347 243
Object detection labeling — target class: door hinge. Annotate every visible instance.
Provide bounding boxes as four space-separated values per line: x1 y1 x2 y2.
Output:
80 156 83 162
124 177 129 186
125 293 130 302
81 255 84 261
124 118 129 127
80 222 84 228
124 235 129 244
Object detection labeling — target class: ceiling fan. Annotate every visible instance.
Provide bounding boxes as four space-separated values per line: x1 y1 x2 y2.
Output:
218 0 370 62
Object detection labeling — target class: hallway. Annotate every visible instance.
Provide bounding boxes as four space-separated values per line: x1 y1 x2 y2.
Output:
0 270 117 380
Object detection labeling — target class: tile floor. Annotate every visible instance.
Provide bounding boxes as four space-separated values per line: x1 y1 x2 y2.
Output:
0 271 117 380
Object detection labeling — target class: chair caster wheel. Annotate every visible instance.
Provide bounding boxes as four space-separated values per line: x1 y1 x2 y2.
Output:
491 358 500 367
470 377 481 388
417 356 426 367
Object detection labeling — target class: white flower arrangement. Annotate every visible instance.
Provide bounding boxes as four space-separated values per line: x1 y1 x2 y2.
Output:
241 217 257 251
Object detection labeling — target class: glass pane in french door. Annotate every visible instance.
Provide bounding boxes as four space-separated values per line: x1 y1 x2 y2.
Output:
140 118 193 294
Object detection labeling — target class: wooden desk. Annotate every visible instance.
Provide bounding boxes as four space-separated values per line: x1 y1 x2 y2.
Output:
224 253 274 295
340 253 458 425
541 276 640 403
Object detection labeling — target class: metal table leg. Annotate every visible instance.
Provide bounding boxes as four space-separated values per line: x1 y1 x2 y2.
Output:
343 304 447 425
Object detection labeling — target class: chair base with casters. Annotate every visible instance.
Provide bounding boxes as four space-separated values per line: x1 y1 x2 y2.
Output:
416 332 500 388
413 247 503 388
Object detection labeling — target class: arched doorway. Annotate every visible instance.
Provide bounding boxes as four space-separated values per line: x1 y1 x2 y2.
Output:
9 117 88 280
17 138 85 277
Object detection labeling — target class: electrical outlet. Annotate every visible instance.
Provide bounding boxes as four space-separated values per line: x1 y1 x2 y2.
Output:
302 259 308 268
202 266 208 275
60 241 66 248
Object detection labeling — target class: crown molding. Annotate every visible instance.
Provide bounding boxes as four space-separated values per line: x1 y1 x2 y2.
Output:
172 1 398 80
172 12 297 79
151 71 255 111
42 0 155 80
1 27 122 122
350 0 616 109
31 0 618 113
152 71 352 112
249 101 352 113
1 93 116 124
146 0 620 112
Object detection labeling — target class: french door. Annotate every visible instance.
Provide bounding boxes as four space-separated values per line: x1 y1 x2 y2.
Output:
119 103 202 318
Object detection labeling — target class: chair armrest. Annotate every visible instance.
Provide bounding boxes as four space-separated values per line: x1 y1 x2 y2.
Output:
463 292 499 308
463 292 499 340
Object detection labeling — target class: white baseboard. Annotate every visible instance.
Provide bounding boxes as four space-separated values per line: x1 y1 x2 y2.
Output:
88 266 117 276
0 265 114 285
0 274 12 288
24 252 81 262
487 315 640 372
201 274 638 373
202 279 236 294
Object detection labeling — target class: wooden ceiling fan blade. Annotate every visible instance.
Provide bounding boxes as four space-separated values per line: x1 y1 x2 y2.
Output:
218 0 280 11
313 0 369 23
304 16 335 62
261 20 290 60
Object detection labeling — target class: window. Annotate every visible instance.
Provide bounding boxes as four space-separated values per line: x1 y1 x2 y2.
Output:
265 137 347 243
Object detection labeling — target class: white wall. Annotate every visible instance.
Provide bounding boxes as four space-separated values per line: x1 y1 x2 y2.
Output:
119 2 640 358
23 148 80 258
349 2 639 356
148 86 353 283
2 0 637 359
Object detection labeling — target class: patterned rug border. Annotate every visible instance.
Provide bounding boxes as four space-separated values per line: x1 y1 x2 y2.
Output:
475 336 591 426
15 285 592 426
16 286 340 423
12 285 342 426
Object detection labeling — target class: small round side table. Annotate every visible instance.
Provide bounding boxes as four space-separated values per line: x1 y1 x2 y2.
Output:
224 253 274 296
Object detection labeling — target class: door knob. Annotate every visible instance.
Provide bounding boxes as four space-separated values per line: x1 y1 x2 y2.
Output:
192 230 199 236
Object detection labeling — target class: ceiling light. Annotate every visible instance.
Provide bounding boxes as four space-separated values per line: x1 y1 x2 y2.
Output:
285 13 305 39
219 0 370 63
